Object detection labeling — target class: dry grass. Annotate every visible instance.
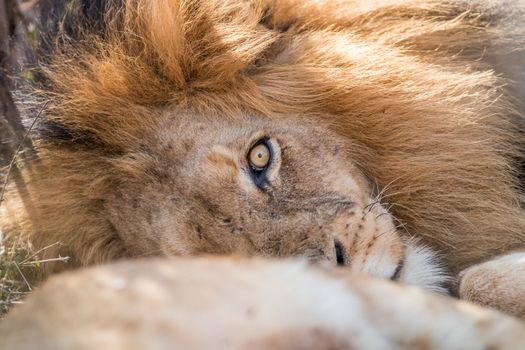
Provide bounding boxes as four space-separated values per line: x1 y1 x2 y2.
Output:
0 100 67 318
0 236 70 318
0 237 30 318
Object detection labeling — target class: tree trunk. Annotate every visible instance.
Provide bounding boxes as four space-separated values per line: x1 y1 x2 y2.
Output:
0 0 32 170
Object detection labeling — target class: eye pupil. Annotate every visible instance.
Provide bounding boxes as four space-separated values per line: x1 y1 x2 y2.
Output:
249 143 270 169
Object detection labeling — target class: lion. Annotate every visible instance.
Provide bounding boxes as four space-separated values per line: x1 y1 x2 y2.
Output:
2 258 525 350
1 0 524 317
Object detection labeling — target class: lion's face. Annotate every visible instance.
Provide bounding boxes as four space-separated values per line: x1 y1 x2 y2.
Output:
105 114 446 291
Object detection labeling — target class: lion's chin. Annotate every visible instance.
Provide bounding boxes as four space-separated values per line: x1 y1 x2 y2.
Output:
398 241 451 294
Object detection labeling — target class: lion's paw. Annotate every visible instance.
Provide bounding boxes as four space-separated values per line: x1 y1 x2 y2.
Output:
459 252 525 318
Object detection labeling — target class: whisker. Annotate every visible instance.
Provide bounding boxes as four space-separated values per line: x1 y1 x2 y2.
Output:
388 202 424 221
363 199 380 214
376 226 398 239
393 218 411 236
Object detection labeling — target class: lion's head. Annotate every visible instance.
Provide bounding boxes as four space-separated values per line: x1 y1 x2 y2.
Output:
102 114 444 289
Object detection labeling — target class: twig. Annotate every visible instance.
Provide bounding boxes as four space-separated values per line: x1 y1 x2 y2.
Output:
21 241 63 264
21 255 70 266
0 300 24 305
0 101 48 206
4 290 31 295
12 261 31 291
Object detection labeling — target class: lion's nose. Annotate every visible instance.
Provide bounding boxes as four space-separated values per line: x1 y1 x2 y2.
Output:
334 239 348 266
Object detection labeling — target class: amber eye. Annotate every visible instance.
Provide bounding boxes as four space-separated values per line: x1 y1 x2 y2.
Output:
249 143 271 170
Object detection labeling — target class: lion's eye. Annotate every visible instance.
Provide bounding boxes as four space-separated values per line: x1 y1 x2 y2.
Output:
249 143 271 170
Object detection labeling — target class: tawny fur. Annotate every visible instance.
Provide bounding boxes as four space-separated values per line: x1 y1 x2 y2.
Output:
1 258 525 349
1 0 524 280
459 252 525 318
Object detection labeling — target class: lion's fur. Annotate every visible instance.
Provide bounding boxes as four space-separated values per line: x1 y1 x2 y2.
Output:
2 258 525 349
1 0 525 275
